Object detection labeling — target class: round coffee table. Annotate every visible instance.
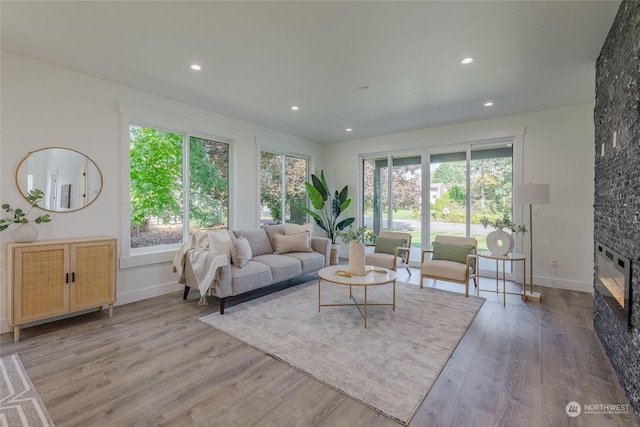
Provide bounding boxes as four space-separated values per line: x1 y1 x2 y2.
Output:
317 265 397 328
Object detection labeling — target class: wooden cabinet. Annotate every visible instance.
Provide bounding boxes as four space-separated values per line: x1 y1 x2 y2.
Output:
7 237 117 342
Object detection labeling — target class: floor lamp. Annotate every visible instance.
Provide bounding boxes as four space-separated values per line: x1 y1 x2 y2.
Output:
514 183 550 302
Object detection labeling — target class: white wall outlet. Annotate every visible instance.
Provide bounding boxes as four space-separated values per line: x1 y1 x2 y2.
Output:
613 131 617 147
533 207 540 216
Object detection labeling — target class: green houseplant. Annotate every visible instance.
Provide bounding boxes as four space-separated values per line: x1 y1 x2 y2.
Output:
480 213 526 255
300 170 355 244
479 213 527 235
1 189 52 242
336 226 374 244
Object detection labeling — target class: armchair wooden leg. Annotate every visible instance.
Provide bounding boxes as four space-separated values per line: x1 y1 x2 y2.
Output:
465 283 469 297
220 297 226 315
420 276 424 288
183 286 190 300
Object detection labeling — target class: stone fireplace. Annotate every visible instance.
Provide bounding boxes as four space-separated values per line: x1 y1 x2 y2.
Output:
595 242 631 330
593 0 640 420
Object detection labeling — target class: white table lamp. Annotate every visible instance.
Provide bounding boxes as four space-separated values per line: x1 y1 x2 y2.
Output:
514 183 550 302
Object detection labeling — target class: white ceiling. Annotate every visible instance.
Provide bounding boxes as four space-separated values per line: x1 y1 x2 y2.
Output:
1 1 620 144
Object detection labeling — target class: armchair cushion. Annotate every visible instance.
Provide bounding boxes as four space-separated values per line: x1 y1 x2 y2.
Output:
366 252 403 270
431 241 474 264
421 260 471 282
374 237 407 255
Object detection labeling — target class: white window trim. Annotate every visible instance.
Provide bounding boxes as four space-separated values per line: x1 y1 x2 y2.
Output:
255 139 315 229
119 105 234 269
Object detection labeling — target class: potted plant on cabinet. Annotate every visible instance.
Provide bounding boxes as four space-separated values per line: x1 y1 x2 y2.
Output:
480 213 527 256
0 189 52 242
300 170 355 264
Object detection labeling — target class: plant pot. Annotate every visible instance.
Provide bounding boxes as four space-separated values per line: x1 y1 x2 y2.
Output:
486 229 514 256
13 223 38 243
330 244 340 265
348 241 366 276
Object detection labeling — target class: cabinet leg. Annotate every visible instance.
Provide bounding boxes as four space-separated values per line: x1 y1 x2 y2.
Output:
108 304 114 318
13 326 20 343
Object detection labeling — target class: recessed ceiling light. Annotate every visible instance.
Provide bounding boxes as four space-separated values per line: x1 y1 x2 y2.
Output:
346 128 353 132
484 101 494 107
461 57 474 64
291 106 299 111
190 64 202 71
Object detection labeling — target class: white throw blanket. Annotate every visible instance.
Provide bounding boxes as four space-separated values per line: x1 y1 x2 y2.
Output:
173 232 228 306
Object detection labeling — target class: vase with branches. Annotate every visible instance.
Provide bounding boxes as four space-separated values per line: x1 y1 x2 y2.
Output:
1 189 52 242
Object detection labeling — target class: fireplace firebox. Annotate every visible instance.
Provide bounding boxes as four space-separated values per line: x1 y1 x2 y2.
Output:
595 242 632 331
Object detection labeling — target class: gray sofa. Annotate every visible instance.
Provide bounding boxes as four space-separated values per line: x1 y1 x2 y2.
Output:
182 224 331 314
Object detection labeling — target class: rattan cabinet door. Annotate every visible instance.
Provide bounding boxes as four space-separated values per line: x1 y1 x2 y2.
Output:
70 240 116 311
14 244 70 323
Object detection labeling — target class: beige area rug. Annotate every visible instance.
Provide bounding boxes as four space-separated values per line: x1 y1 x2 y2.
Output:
199 280 484 425
0 354 55 427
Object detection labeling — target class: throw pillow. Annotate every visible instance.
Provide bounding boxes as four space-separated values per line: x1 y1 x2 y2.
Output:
431 241 474 264
374 237 407 255
264 224 286 249
273 232 312 254
231 236 252 267
209 230 234 258
284 223 312 235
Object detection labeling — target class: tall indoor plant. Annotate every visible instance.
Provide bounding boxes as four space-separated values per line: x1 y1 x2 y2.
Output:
301 170 355 244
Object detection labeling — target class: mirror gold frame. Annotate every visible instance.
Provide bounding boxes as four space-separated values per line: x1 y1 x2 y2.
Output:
15 147 103 213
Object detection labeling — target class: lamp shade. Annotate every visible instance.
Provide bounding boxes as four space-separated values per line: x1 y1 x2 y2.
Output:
514 183 550 205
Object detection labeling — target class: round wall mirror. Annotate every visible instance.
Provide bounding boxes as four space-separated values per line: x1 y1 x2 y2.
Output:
15 147 103 212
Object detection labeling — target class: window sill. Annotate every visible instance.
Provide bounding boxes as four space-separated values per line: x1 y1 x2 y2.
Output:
119 246 179 269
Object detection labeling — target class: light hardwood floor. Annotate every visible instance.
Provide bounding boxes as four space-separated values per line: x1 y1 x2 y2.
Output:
1 269 637 427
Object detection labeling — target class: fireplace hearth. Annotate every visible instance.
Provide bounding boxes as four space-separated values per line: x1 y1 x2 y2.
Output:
595 242 632 331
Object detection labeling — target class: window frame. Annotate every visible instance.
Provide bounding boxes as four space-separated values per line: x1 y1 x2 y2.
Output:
259 149 310 226
119 109 233 269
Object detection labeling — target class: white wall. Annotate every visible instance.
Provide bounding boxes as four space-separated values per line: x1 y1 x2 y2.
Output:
326 103 595 293
0 52 325 333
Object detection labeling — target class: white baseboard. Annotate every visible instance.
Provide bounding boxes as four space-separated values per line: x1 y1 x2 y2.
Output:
534 276 593 294
0 281 183 335
115 281 183 306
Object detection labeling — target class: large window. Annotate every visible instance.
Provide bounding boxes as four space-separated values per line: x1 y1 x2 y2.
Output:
260 151 307 226
129 124 229 250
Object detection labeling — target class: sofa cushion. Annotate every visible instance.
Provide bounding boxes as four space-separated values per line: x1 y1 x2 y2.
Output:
231 236 252 267
233 229 273 256
282 252 325 273
264 224 286 249
431 241 474 264
230 261 272 295
273 232 312 254
252 254 302 283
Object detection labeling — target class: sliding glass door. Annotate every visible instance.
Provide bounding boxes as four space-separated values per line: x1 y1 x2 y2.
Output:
362 154 423 263
428 143 514 274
